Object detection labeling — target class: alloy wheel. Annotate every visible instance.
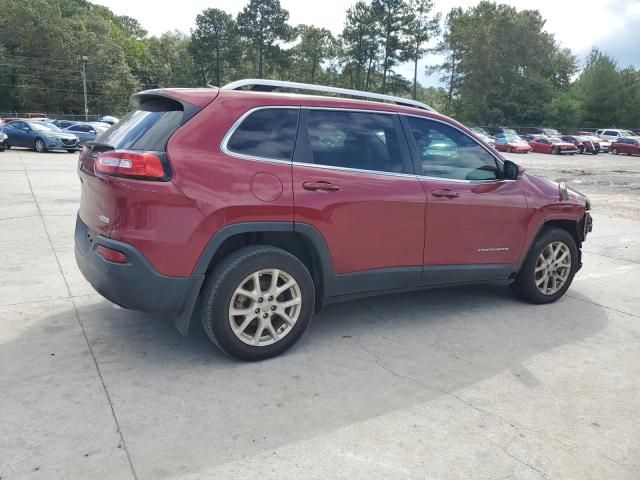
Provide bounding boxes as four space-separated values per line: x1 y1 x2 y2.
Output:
35 138 45 152
228 268 302 346
534 241 572 295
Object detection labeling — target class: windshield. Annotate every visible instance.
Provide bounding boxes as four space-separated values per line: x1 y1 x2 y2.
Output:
503 128 517 135
549 138 564 144
472 127 488 136
621 130 635 137
29 122 59 132
505 135 522 142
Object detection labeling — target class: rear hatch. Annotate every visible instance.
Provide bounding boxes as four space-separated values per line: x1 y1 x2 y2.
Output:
78 89 217 236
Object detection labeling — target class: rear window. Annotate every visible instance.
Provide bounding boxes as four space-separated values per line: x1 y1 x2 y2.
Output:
225 108 299 161
98 97 187 151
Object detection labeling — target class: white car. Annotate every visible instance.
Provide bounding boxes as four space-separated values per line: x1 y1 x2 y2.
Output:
596 128 637 142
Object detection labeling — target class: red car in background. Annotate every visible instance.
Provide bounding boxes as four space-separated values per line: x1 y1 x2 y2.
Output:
494 134 533 153
528 137 579 155
560 135 600 154
610 137 640 156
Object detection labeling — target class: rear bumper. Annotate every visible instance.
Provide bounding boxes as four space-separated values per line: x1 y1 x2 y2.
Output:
74 215 204 330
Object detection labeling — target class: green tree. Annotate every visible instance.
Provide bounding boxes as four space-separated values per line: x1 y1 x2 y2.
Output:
190 8 237 86
371 0 410 94
617 67 640 128
236 0 292 78
289 25 334 84
339 1 380 90
404 0 440 99
575 49 621 127
436 2 577 125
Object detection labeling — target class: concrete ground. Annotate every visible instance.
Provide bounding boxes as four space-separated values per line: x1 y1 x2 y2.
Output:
1 148 639 480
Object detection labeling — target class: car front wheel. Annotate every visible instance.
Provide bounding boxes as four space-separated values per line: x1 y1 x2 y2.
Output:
200 245 315 361
511 227 578 304
612 147 618 155
34 138 46 153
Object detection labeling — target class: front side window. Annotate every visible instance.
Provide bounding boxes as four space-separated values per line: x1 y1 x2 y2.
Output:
604 130 618 136
304 110 404 173
226 108 299 161
405 116 499 181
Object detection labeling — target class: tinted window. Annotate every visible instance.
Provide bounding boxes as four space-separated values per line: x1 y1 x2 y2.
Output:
406 116 498 180
305 110 403 173
226 108 298 161
99 97 187 151
604 130 618 136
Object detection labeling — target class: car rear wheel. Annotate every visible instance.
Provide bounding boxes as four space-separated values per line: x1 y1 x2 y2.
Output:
200 245 315 361
552 147 560 155
612 147 618 155
34 138 46 153
511 227 578 304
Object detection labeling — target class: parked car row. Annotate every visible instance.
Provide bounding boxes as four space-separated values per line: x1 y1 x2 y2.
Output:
0 116 117 153
472 126 639 156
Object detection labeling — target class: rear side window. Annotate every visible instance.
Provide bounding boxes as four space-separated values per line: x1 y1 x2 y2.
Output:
304 110 404 173
226 108 299 161
604 130 618 136
98 97 187 151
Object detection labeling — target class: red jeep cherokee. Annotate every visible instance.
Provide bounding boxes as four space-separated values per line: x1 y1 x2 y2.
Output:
75 79 592 360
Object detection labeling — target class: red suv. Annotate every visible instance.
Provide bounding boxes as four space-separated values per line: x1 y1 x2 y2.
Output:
75 80 592 360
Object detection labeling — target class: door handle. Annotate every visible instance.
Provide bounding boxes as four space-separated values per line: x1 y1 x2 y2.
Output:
302 181 340 192
431 189 459 199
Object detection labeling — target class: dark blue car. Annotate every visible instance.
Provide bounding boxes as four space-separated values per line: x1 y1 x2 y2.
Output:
4 120 80 152
64 122 109 146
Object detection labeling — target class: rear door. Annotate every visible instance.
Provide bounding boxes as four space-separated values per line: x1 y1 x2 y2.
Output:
292 108 426 295
402 115 529 283
8 121 28 146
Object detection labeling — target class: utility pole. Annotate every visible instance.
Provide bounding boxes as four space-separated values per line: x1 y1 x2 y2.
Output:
78 56 88 121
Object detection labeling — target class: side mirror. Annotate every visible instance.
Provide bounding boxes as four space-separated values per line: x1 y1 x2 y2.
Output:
502 160 519 180
90 130 96 134
22 127 30 132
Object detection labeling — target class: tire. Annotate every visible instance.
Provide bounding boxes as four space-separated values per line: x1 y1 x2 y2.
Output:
34 137 46 153
510 227 578 304
579 146 585 154
200 245 315 361
507 146 512 153
612 148 618 155
552 147 560 155
66 149 76 153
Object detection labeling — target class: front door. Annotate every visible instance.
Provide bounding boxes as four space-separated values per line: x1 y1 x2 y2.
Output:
402 115 529 284
293 108 426 295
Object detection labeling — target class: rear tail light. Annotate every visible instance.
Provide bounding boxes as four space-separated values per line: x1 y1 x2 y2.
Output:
95 245 129 264
94 150 169 180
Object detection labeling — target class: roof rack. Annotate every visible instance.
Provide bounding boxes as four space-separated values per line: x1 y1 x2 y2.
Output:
220 79 437 113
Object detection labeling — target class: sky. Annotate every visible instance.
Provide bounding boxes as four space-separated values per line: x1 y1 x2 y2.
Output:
93 0 640 87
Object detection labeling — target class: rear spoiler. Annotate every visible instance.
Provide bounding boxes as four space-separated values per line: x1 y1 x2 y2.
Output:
131 88 219 110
